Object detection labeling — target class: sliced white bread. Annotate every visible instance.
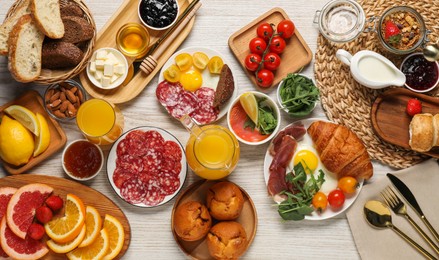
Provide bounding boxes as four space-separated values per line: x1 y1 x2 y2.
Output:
31 0 64 39
8 14 45 83
0 0 32 56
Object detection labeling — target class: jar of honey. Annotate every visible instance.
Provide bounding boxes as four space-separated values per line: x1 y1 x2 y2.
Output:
116 23 150 60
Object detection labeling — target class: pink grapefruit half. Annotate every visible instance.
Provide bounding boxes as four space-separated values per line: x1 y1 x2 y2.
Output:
6 183 53 239
0 187 17 258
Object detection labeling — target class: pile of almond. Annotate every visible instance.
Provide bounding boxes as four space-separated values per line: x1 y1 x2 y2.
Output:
45 81 84 119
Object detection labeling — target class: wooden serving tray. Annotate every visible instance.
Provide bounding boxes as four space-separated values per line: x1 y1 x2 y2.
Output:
228 7 312 88
79 0 195 104
0 174 131 259
371 88 439 158
171 180 257 260
0 90 67 175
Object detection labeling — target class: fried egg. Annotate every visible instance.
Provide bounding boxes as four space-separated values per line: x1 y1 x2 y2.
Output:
180 69 203 92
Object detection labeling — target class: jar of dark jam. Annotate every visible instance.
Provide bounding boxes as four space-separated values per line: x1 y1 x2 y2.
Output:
400 52 439 93
62 140 103 181
138 0 179 30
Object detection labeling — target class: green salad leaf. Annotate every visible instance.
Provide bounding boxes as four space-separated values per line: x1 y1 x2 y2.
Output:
279 73 319 117
243 96 278 135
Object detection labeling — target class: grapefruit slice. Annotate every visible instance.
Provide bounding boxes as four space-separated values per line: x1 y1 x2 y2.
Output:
6 183 53 239
0 217 49 259
0 187 17 258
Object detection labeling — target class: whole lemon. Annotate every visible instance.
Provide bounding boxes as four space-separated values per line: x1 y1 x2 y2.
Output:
0 115 35 166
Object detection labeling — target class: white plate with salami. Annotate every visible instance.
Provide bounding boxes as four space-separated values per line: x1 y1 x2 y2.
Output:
106 126 187 207
263 118 364 220
157 47 237 125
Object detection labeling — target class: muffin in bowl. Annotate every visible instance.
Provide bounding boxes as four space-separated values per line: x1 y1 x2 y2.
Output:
206 181 244 221
207 221 248 260
174 201 212 241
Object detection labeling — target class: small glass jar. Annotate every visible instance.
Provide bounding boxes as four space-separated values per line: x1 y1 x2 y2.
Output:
116 23 150 60
314 0 366 43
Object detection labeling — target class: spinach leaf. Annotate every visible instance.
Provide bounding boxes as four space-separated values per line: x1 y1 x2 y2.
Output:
279 74 319 117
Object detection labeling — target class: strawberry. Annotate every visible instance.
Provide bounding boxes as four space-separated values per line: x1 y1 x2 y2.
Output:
406 98 422 116
45 195 64 212
35 206 53 224
384 20 401 44
27 223 45 240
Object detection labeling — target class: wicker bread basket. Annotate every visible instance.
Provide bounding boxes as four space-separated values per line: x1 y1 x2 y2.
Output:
5 0 96 85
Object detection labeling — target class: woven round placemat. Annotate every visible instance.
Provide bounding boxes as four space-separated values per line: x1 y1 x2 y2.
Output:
314 0 439 169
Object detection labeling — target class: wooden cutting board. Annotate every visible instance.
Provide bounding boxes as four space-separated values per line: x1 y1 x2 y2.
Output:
371 88 439 158
0 174 131 259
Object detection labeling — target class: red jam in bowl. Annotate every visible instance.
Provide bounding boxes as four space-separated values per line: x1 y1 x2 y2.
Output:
63 140 103 179
401 53 439 91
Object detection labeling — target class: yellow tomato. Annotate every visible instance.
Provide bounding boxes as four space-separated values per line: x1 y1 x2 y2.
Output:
207 56 224 74
175 53 193 72
163 64 181 83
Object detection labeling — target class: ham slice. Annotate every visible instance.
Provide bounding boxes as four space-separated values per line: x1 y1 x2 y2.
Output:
269 124 306 156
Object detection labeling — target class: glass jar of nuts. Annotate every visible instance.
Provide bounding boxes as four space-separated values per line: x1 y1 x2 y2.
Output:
44 79 87 122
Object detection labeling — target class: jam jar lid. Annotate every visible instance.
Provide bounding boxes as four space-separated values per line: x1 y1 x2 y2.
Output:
317 0 366 43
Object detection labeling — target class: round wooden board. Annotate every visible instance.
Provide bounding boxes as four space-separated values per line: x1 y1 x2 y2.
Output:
0 174 131 259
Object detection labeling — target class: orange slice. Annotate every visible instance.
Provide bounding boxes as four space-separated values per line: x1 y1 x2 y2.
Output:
45 194 86 243
102 214 125 260
67 228 110 260
78 206 102 248
46 224 86 254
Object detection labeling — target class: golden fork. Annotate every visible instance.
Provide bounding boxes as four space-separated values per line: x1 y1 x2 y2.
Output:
381 187 439 255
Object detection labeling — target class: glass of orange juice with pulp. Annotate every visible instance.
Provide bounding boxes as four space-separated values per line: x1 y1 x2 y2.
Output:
181 115 240 180
76 99 124 145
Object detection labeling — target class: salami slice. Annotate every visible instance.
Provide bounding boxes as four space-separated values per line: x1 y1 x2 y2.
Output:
120 176 147 204
117 154 144 173
144 178 165 206
144 130 165 149
195 87 216 103
156 81 183 107
112 167 133 189
168 91 198 119
163 141 182 162
190 105 219 125
116 138 130 157
160 158 181 175
125 130 149 156
159 173 181 196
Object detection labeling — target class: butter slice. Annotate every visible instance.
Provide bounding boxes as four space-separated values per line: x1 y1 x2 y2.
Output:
96 50 108 60
110 74 120 83
101 76 111 88
90 62 96 73
106 52 119 65
114 64 125 75
104 64 114 77
95 59 105 70
94 70 103 81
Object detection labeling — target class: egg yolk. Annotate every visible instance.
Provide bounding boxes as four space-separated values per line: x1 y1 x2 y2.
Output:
180 70 203 92
293 149 318 174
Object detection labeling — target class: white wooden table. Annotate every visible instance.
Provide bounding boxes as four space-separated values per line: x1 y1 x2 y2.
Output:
0 0 395 258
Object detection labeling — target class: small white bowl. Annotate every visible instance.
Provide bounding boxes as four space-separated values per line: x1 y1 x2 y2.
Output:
86 48 128 90
227 91 281 146
400 52 439 93
138 0 179 31
62 139 104 181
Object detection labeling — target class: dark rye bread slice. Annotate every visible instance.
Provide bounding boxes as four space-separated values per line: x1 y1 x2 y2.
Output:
60 2 83 17
213 64 235 108
60 16 93 44
42 41 83 69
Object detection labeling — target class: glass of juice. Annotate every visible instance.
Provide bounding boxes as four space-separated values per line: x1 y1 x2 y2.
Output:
76 99 124 145
181 115 240 180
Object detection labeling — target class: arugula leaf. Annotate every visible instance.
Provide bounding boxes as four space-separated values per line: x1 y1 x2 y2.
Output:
279 74 319 117
256 97 277 135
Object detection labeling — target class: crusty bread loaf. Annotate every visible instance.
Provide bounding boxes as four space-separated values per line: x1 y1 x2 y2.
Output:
8 14 44 83
409 113 434 152
42 41 83 69
0 0 32 56
433 114 439 147
307 121 373 180
60 16 93 44
174 201 212 241
213 64 234 108
31 0 64 39
206 182 244 221
207 221 247 260
60 2 83 17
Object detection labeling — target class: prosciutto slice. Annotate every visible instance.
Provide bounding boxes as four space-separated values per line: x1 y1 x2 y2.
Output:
269 124 306 156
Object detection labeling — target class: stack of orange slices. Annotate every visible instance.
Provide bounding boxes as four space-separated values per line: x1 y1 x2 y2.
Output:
44 194 125 259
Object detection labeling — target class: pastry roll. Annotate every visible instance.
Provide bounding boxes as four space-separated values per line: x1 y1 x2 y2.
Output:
409 113 434 152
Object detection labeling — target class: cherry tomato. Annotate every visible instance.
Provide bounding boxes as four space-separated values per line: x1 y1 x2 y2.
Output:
244 53 262 71
269 36 286 54
256 69 274 88
257 22 274 41
338 176 358 194
263 52 281 71
312 192 328 212
249 37 267 55
277 20 295 39
328 189 345 208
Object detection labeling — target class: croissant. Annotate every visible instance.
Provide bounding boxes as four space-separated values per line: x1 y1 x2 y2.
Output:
307 121 373 180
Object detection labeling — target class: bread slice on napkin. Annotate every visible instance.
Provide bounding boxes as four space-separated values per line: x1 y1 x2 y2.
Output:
0 0 32 55
31 0 64 39
8 14 44 82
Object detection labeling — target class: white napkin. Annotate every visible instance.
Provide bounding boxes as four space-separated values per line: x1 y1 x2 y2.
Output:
346 159 439 259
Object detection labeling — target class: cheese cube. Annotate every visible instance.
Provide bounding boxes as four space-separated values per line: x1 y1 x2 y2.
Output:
106 52 119 65
101 76 111 88
95 59 105 70
114 64 125 75
96 50 108 60
110 74 120 83
104 64 114 77
94 70 103 81
90 62 96 73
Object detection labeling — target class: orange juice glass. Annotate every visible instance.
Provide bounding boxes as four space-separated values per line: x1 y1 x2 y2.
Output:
181 115 240 180
76 99 124 145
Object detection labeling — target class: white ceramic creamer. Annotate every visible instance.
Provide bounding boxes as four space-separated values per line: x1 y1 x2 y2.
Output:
336 49 406 89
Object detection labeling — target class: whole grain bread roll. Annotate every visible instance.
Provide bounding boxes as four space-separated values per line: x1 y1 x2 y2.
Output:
207 221 247 260
173 201 212 241
206 182 244 220
307 120 373 180
31 0 64 39
60 16 93 44
8 14 44 83
41 41 83 69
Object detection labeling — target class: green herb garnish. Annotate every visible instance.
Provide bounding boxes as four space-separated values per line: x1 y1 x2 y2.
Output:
279 73 319 117
243 96 278 135
277 162 325 221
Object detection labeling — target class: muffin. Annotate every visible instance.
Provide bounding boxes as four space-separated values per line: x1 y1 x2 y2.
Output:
174 201 212 241
207 221 248 259
206 182 244 220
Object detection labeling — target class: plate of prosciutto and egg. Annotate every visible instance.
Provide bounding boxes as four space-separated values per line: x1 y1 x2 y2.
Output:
156 47 237 125
263 119 373 220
